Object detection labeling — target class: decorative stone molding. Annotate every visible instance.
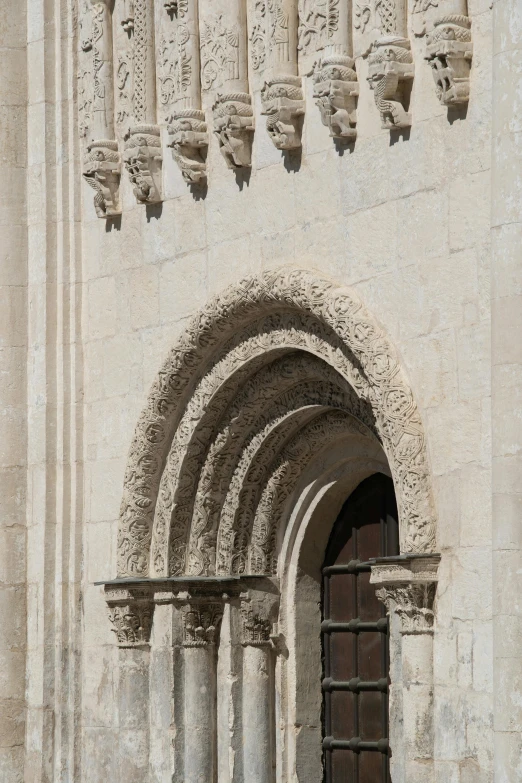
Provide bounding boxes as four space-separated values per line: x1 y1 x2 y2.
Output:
425 15 473 105
367 36 414 129
313 55 358 140
298 0 339 57
261 76 305 151
117 268 437 579
212 93 255 169
82 139 121 218
123 125 163 203
371 554 440 634
106 586 154 647
167 110 208 184
180 601 224 646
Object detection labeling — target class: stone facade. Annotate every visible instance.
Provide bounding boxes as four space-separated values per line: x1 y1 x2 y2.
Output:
0 0 520 781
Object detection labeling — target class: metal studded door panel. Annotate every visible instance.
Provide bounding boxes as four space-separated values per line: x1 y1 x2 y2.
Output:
321 473 399 783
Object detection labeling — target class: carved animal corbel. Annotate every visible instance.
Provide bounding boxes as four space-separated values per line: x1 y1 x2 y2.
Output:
367 36 414 130
123 124 163 204
313 55 359 141
425 15 473 105
212 93 255 169
167 109 208 185
261 76 305 150
121 0 134 32
82 140 121 218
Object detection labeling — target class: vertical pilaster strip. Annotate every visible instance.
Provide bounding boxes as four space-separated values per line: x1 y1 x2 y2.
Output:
0 0 27 780
82 0 122 218
180 599 223 783
491 2 522 779
124 0 163 202
371 556 440 783
240 594 275 783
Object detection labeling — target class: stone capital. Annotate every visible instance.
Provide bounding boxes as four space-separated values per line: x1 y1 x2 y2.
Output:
179 598 224 647
370 554 440 634
105 585 154 647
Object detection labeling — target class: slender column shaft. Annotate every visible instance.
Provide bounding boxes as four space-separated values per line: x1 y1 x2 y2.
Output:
118 648 151 783
401 635 435 783
183 646 217 783
243 645 273 783
91 0 115 138
133 0 157 123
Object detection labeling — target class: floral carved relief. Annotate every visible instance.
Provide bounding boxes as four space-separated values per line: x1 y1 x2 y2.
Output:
117 268 437 581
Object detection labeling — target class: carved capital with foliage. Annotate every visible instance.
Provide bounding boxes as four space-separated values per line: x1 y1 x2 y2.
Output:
212 93 255 169
371 554 440 634
180 599 224 647
261 76 305 151
82 139 121 218
367 36 414 129
313 55 359 141
106 586 154 647
123 124 163 203
425 15 473 106
240 594 273 647
167 109 209 184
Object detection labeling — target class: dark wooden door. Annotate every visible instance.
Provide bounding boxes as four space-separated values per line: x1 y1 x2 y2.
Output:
321 473 399 783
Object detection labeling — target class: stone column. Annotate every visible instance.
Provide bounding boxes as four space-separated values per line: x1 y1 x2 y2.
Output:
371 555 440 783
180 599 223 783
491 3 522 780
162 0 210 184
260 0 305 151
82 0 121 218
312 0 359 140
240 594 275 783
106 587 154 783
123 0 163 203
205 0 255 168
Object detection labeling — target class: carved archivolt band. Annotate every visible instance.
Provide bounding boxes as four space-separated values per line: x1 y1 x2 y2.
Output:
117 267 437 579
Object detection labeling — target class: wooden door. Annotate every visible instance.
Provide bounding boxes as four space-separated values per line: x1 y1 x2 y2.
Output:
321 473 399 783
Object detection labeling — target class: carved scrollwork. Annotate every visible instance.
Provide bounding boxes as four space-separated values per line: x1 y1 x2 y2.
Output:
425 15 473 106
212 93 254 169
298 0 339 56
376 583 436 633
367 36 414 129
261 76 305 151
313 55 359 140
82 139 121 218
200 16 240 92
123 124 163 203
167 110 208 184
117 268 437 579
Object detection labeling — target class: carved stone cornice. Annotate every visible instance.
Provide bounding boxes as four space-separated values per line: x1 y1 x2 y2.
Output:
123 124 163 203
425 15 473 106
371 554 440 634
167 109 208 184
82 139 121 218
313 55 359 141
367 36 414 129
105 585 154 647
212 93 255 169
261 76 305 151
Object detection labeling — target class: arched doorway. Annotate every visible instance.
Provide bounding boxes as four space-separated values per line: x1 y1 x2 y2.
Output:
321 473 399 783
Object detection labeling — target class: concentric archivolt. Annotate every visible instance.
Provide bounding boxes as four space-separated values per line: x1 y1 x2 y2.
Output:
118 267 437 578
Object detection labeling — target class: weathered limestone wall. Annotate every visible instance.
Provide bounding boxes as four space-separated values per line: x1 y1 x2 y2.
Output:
0 1 27 781
80 1 492 781
491 1 522 780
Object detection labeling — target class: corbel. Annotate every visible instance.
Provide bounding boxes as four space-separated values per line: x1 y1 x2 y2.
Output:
367 36 414 129
261 76 305 151
425 15 473 105
82 140 121 218
313 55 359 141
123 125 163 204
212 93 255 169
